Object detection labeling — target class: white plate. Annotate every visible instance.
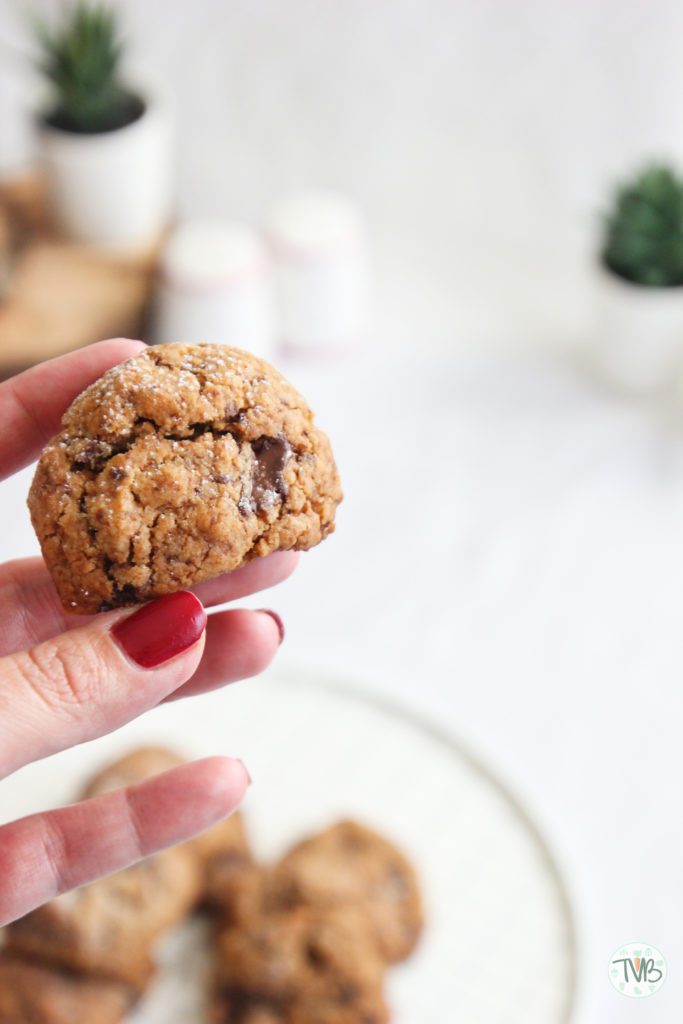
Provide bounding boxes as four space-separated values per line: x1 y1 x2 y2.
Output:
0 668 576 1023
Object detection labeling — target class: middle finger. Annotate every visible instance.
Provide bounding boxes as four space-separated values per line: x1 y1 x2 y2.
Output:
0 551 298 656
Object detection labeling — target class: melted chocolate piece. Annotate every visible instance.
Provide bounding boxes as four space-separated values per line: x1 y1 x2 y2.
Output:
251 436 291 511
71 439 113 472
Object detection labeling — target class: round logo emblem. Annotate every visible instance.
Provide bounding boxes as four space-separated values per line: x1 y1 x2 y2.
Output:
609 943 666 997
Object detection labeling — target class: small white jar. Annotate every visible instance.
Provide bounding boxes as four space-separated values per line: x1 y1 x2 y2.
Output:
265 190 369 356
153 220 275 358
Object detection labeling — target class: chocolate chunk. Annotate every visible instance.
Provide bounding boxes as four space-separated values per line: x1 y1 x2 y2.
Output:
71 439 113 471
251 436 291 511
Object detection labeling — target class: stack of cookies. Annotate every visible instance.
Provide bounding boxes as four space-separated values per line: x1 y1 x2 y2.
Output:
207 818 423 1023
0 749 423 1023
0 748 249 1023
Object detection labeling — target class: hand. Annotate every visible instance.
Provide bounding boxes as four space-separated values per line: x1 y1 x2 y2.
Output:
0 339 297 926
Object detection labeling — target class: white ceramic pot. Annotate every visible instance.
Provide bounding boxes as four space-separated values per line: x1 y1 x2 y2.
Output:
37 90 173 251
592 265 683 396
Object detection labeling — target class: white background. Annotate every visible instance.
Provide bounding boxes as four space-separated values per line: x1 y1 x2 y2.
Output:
2 3 683 1021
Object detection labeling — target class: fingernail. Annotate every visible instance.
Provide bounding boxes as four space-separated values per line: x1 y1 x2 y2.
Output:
237 759 253 786
258 608 285 645
112 592 207 668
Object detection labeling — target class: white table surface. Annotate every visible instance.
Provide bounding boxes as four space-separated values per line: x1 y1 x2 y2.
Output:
0 347 681 1022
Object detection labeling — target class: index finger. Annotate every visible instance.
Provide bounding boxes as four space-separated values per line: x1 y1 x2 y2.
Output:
0 338 145 479
0 756 249 926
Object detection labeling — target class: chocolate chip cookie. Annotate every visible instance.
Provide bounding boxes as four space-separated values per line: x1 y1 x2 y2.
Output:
210 992 287 1024
270 821 422 963
203 854 264 926
215 907 386 1007
0 954 134 1024
287 996 390 1024
28 343 342 612
4 846 200 989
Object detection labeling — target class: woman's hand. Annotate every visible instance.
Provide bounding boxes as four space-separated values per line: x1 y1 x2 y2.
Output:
0 339 296 926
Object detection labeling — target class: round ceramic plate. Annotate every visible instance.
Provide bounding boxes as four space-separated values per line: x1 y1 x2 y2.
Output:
0 668 576 1023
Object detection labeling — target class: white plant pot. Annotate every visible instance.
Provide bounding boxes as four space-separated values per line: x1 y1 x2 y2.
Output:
592 266 683 396
37 91 173 251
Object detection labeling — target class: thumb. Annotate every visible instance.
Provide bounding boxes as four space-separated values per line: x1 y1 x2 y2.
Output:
0 592 206 777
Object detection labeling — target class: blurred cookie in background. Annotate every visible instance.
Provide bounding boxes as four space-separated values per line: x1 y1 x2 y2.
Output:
0 747 424 1022
213 907 389 1023
0 952 135 1024
3 846 199 990
271 820 423 963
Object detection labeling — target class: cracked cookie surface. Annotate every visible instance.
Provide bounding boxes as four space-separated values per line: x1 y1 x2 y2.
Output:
28 343 342 612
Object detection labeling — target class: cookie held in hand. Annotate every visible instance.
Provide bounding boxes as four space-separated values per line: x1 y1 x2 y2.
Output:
28 343 342 613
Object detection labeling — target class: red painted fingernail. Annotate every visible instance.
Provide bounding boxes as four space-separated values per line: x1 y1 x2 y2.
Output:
112 592 207 668
258 609 285 645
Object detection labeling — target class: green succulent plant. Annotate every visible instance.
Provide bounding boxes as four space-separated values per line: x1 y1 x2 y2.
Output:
35 2 142 134
602 164 683 287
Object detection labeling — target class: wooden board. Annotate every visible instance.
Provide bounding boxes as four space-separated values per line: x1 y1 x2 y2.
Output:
0 173 159 377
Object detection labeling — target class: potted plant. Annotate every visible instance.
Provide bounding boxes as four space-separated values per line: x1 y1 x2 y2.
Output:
594 164 683 395
34 2 173 250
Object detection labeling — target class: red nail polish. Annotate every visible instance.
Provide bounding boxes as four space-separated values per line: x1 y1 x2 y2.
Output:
112 592 207 668
258 609 285 645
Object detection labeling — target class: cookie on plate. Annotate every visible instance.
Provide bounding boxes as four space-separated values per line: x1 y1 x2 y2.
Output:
210 991 287 1024
203 854 263 924
0 954 135 1024
270 820 422 963
28 342 342 613
210 991 388 1024
192 810 256 920
215 907 386 1006
192 813 253 876
287 996 390 1024
4 846 199 989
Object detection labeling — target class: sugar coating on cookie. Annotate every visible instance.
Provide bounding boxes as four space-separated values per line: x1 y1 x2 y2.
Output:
28 343 342 612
